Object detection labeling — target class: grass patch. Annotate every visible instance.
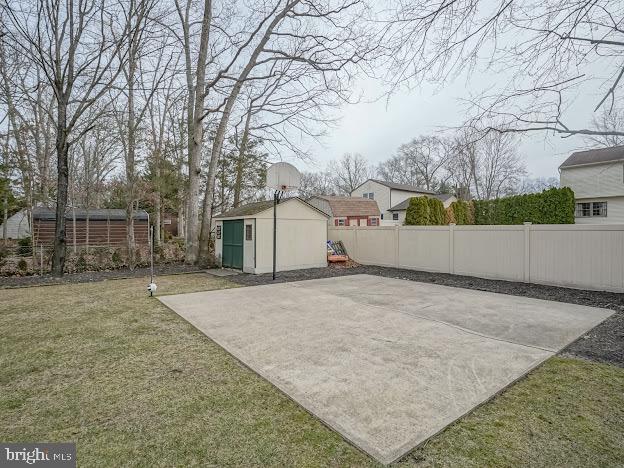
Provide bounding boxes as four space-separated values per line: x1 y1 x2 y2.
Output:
1 274 622 466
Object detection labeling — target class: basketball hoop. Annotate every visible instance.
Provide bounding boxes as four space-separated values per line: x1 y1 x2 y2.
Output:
266 162 301 280
266 162 301 193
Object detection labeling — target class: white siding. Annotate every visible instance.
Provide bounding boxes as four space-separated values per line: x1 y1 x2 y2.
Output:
574 196 624 224
351 180 391 220
216 199 327 274
561 162 624 198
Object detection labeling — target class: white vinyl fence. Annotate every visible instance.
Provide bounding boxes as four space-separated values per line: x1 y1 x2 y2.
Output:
329 223 624 293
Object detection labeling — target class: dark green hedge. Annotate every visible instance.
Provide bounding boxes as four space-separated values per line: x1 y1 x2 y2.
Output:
427 198 445 225
405 197 430 225
473 187 575 225
449 200 473 225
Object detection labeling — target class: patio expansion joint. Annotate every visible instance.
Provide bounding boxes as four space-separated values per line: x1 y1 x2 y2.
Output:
285 282 557 354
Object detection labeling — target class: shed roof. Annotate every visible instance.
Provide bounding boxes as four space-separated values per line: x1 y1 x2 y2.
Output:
33 207 148 221
214 197 329 219
311 195 380 217
352 178 436 195
559 145 624 168
388 194 455 211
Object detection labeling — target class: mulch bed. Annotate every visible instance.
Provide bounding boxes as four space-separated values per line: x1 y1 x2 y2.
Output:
0 264 202 289
230 265 624 367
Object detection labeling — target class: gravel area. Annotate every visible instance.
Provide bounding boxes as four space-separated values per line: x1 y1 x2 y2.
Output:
0 264 202 289
230 265 624 367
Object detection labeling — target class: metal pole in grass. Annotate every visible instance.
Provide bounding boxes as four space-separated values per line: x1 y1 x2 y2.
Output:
147 224 157 296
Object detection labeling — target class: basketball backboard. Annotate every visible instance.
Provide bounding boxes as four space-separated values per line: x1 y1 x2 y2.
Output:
266 162 301 191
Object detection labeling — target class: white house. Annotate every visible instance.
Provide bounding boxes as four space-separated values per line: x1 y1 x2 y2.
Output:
387 193 457 225
0 209 30 240
213 197 329 274
350 179 455 224
559 146 624 224
307 195 381 226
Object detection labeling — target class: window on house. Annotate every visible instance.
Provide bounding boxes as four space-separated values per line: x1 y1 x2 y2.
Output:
245 224 253 240
368 192 374 200
392 213 399 221
592 201 607 217
337 219 346 226
380 213 384 220
575 203 591 217
576 202 607 217
370 218 378 226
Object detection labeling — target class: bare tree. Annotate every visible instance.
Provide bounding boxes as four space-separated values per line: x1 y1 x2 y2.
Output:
297 170 336 198
447 130 525 200
585 103 624 148
396 136 450 191
3 0 128 275
329 153 371 195
377 154 422 187
196 0 374 260
384 1 624 140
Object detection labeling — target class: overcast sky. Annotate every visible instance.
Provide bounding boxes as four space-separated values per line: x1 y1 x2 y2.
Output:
300 61 603 181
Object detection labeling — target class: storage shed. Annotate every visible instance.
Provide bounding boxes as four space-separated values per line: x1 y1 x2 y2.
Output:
32 207 149 246
214 197 329 274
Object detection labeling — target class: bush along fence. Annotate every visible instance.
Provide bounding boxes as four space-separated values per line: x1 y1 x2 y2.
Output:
329 223 624 293
404 187 574 226
473 187 575 225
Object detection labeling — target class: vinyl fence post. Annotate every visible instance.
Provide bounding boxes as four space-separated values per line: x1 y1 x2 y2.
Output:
40 243 43 276
394 225 399 268
353 225 358 262
523 222 532 283
449 223 456 274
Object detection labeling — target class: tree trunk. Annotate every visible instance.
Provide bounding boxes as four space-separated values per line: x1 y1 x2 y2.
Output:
184 0 212 264
232 110 251 208
197 6 288 259
2 187 7 244
154 192 161 245
2 130 8 244
51 102 69 276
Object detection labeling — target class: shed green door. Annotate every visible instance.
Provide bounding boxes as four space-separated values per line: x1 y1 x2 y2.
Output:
222 220 244 269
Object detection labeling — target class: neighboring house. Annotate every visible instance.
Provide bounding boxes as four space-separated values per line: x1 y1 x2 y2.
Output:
559 145 624 224
32 207 149 246
0 209 31 240
307 195 381 226
387 194 458 225
350 179 455 224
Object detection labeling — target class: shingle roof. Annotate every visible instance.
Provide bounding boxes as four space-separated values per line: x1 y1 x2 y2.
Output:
355 179 436 195
559 145 624 168
312 196 380 217
215 200 275 218
32 207 148 220
214 198 329 219
388 194 455 211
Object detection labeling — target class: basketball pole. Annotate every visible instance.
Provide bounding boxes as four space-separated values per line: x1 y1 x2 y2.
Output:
272 189 283 281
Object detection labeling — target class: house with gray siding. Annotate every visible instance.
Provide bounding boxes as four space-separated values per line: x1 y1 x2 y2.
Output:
559 146 624 224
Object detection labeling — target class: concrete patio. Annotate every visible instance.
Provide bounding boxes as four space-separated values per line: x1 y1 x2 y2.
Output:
159 274 613 464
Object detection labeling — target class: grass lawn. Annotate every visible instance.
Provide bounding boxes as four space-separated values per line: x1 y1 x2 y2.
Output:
1 274 623 467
